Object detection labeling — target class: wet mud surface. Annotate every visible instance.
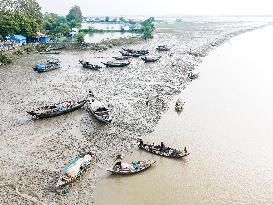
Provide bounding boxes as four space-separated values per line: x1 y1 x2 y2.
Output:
0 21 269 204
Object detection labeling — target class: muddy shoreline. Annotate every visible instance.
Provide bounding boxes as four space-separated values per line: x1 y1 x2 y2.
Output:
0 22 270 204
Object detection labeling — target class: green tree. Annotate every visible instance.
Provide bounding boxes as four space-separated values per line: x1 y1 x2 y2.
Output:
0 0 43 38
141 17 155 39
76 32 85 44
56 24 70 36
68 19 81 29
0 11 20 37
120 26 125 32
129 24 137 32
43 13 71 36
66 5 82 27
43 12 60 32
105 16 110 22
119 17 126 23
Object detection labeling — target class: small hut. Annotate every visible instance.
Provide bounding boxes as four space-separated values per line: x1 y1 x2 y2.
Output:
6 35 26 45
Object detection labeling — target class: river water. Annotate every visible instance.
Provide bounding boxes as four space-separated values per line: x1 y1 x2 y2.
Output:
95 26 273 205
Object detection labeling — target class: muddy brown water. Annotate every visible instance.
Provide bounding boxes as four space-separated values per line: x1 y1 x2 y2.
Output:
95 26 273 205
0 21 271 204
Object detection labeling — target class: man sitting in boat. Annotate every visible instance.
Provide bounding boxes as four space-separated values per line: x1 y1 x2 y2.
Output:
55 101 71 111
149 143 156 152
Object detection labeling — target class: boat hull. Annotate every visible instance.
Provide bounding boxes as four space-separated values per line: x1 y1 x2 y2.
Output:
27 100 86 119
139 145 190 158
107 160 155 175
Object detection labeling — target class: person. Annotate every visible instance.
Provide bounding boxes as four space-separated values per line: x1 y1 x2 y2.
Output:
139 139 144 147
150 143 155 152
56 102 65 111
65 100 71 108
113 154 123 171
184 147 187 154
160 142 165 151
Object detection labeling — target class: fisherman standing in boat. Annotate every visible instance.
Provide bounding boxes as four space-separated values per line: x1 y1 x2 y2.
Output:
113 154 123 171
139 139 144 146
184 147 188 154
160 142 165 151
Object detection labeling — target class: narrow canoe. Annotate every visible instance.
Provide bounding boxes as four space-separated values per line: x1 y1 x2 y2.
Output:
79 60 102 70
141 55 161 63
102 61 131 67
107 160 156 175
27 100 86 119
138 143 189 158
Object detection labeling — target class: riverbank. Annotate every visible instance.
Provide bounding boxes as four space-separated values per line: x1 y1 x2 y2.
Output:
0 20 271 204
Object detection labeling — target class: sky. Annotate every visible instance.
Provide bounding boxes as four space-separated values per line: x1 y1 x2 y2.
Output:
37 0 273 16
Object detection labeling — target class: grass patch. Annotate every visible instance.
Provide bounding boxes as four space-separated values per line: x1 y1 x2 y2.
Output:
0 53 13 64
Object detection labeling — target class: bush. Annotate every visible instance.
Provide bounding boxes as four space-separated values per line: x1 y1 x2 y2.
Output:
35 44 48 52
141 17 155 39
0 53 13 64
24 45 33 53
63 38 72 43
14 49 24 56
76 32 85 44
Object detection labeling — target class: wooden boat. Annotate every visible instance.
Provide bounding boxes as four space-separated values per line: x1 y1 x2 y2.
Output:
47 57 60 64
45 45 65 52
102 61 131 67
33 63 60 72
119 51 144 57
188 72 199 80
27 100 86 119
40 51 61 55
79 60 102 70
122 48 149 55
156 45 170 51
141 55 161 63
56 152 93 187
86 92 112 123
34 58 60 72
113 56 131 60
175 98 185 112
107 160 156 175
138 141 190 158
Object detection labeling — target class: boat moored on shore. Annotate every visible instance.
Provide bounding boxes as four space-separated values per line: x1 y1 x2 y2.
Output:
56 152 94 187
79 60 102 70
86 91 112 123
102 61 131 67
27 100 86 119
141 55 161 63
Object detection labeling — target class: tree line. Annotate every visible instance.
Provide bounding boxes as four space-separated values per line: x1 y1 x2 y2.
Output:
0 0 83 40
0 0 155 41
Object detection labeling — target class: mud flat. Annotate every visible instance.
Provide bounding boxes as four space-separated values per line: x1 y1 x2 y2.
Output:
0 20 270 204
